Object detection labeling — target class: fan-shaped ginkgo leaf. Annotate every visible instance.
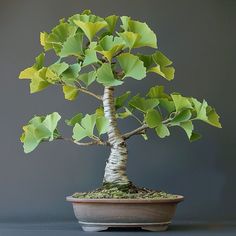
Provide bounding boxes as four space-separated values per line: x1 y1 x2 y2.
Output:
120 16 157 48
117 53 146 80
73 14 108 41
97 63 123 86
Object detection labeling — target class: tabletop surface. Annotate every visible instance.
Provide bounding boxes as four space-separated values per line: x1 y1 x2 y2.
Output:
0 221 235 236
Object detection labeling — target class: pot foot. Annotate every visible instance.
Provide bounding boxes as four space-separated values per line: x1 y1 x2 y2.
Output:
79 221 170 232
81 226 108 232
142 225 169 231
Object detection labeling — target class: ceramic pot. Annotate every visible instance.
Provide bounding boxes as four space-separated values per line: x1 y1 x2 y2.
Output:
66 195 184 232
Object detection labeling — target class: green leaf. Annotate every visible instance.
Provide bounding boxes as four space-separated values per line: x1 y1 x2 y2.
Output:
72 123 89 141
65 113 83 126
171 94 192 112
97 63 123 86
96 117 109 135
42 112 61 141
115 91 131 109
146 85 170 99
117 53 146 80
96 35 124 61
190 132 202 142
42 21 77 54
59 33 84 57
62 85 78 100
148 51 175 81
159 98 175 113
155 123 170 138
49 62 69 75
171 109 192 124
179 120 193 139
72 114 97 141
21 112 61 153
120 17 157 48
137 53 153 68
120 16 130 31
73 15 108 41
145 109 162 128
22 124 51 153
191 98 222 128
129 95 159 113
206 106 222 128
83 42 98 66
78 71 96 87
61 63 81 85
81 114 97 136
118 31 140 50
138 51 175 81
105 15 119 33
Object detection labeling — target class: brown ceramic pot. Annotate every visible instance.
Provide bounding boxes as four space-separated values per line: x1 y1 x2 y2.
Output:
66 195 184 232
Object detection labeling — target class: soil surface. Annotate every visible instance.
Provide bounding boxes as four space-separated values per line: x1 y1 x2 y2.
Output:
72 183 178 199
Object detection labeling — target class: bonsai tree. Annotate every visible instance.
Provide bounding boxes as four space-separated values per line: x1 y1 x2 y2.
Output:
19 10 221 194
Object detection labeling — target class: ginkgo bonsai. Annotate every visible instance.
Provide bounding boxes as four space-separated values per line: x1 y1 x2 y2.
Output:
19 10 221 199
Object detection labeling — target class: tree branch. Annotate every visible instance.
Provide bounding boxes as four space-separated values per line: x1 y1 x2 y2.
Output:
57 137 110 146
122 124 148 140
77 87 103 101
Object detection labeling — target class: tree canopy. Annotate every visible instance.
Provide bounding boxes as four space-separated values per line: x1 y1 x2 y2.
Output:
19 10 221 153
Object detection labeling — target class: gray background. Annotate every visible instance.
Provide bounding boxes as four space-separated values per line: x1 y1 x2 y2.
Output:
0 0 235 224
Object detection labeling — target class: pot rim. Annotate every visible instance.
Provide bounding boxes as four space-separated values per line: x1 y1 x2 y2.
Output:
66 194 184 203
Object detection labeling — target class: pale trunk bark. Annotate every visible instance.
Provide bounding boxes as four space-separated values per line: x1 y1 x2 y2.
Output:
102 86 129 185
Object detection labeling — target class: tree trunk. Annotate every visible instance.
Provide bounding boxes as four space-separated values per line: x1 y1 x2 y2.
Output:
102 86 129 185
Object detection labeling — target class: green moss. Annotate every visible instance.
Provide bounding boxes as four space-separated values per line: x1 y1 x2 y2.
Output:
72 183 178 199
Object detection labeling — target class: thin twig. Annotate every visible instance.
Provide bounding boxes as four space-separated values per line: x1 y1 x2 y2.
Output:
113 49 124 58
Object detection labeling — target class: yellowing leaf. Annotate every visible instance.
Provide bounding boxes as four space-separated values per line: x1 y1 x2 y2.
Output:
19 67 37 80
43 22 77 54
19 53 45 79
96 35 125 61
74 16 107 41
62 85 78 100
30 68 50 93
